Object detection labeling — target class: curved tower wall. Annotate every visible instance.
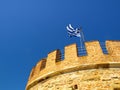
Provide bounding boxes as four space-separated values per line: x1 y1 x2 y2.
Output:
26 40 120 90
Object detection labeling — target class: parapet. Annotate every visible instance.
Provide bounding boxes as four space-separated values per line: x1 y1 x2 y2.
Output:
26 40 120 90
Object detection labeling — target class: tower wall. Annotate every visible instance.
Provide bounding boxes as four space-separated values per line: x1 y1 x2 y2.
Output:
26 40 120 90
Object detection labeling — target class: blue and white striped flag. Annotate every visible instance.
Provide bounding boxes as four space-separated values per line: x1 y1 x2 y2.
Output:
66 24 81 37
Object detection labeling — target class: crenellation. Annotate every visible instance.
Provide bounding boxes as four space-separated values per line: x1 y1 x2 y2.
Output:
64 43 78 60
85 41 103 56
106 41 120 56
28 67 35 80
40 59 47 71
26 40 120 90
46 50 61 68
85 41 105 64
34 60 42 75
55 49 61 62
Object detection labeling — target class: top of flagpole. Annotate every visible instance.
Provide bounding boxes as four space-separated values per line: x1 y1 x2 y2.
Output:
66 24 85 48
66 24 85 39
66 24 82 37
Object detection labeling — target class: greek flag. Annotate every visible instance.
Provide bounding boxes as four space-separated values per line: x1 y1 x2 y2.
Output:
66 24 81 37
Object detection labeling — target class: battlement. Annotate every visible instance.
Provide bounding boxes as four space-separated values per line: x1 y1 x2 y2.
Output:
26 40 120 90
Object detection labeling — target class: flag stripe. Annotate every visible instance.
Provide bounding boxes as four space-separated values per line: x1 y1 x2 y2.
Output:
66 24 81 37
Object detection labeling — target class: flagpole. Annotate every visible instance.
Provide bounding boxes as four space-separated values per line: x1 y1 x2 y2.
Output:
81 31 85 42
80 30 85 50
80 36 83 49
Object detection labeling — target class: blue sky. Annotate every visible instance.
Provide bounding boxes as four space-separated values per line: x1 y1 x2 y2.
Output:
0 0 120 90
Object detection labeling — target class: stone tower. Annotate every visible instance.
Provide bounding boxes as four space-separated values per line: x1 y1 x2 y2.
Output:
26 40 120 90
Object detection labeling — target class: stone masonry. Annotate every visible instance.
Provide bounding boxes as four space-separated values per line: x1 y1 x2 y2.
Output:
26 40 120 90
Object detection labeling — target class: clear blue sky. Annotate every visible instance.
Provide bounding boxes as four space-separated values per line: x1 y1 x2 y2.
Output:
0 0 120 90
